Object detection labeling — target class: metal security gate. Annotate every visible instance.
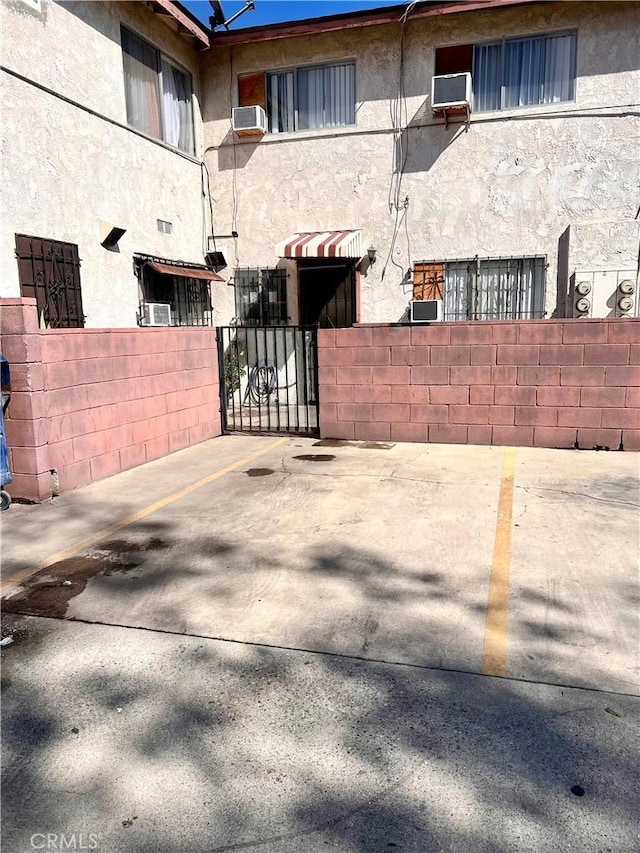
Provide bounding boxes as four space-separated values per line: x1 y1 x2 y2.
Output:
217 326 319 435
15 234 85 328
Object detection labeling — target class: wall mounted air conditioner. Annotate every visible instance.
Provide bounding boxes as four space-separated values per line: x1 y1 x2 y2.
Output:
431 72 472 110
232 105 267 137
410 299 443 323
141 303 172 326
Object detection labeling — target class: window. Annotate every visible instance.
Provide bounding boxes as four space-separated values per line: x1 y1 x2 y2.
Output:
234 268 288 325
413 257 546 321
121 26 194 154
139 263 213 326
435 31 576 113
15 234 84 328
238 62 356 134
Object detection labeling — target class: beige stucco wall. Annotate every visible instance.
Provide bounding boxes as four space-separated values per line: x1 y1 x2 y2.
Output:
201 1 640 323
2 0 201 122
0 0 235 327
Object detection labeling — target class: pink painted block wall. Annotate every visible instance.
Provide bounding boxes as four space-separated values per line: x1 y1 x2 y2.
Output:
1 298 222 501
318 319 640 451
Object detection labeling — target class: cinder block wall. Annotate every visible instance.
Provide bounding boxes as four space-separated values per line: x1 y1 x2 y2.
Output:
1 298 222 501
318 320 639 451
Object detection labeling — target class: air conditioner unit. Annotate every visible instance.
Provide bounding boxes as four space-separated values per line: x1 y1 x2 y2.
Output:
410 299 443 323
232 105 267 137
431 72 472 110
141 303 172 326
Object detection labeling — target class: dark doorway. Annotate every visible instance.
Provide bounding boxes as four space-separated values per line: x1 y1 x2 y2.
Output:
298 261 355 328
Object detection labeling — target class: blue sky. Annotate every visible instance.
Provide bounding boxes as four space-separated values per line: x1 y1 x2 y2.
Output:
182 1 403 30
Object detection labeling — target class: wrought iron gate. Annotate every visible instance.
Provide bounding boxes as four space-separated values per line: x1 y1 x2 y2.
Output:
217 326 319 435
15 234 84 328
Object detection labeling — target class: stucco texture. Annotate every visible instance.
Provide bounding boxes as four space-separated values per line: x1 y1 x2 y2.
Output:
0 0 234 327
201 1 640 323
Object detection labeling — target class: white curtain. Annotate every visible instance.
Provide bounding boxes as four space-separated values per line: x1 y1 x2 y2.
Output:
297 66 324 130
298 63 355 129
444 258 545 320
474 32 575 112
161 58 194 153
269 63 355 132
504 37 546 108
161 57 180 147
122 28 161 138
444 262 471 320
541 33 575 104
324 62 355 127
473 43 502 111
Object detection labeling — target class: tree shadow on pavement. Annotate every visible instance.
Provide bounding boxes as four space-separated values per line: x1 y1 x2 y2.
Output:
2 524 639 853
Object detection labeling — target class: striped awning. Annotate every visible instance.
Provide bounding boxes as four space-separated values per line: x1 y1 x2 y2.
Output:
276 230 363 259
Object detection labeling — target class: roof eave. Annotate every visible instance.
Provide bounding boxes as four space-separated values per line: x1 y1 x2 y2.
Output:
208 0 543 48
149 0 211 48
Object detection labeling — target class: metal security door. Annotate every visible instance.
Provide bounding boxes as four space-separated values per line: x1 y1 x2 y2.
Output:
217 326 319 435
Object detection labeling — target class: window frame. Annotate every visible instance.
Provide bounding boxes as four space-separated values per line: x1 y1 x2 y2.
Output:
434 29 577 115
472 29 578 113
263 58 357 134
234 267 288 326
172 276 213 327
413 256 547 321
120 24 195 155
137 261 214 327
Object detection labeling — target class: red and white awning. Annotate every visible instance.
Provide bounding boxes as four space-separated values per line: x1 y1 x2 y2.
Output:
276 230 363 259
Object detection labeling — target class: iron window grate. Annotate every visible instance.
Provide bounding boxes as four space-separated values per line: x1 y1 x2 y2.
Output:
15 234 84 328
413 256 547 321
139 261 213 326
234 267 288 326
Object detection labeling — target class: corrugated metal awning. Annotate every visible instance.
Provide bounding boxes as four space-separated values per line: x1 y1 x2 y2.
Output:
146 261 224 281
276 230 363 259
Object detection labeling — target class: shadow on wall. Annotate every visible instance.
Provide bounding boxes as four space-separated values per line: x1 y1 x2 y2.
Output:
215 129 261 171
399 106 468 174
211 67 467 177
554 226 571 319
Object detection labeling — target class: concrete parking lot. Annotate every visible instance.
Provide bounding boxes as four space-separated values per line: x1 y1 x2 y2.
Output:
1 435 639 852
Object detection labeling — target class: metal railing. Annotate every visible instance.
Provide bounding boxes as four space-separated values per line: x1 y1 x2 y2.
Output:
218 325 318 435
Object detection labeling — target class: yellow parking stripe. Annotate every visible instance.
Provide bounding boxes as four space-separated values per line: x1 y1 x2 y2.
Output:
482 446 516 677
1 438 288 593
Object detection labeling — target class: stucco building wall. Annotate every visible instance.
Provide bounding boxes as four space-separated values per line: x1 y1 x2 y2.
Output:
201 1 640 323
0 0 234 327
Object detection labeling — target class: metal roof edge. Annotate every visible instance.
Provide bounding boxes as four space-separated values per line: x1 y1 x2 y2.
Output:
208 0 545 48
